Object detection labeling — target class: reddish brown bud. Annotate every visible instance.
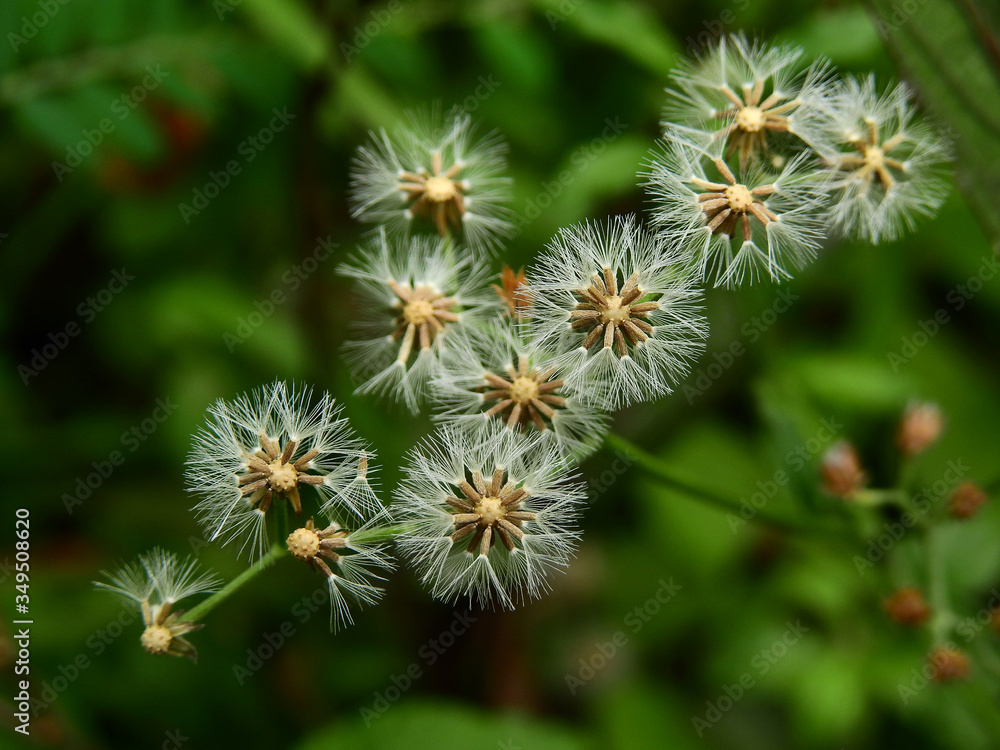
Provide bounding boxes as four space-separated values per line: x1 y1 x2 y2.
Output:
948 481 988 520
896 401 943 458
820 441 867 499
992 608 1000 636
883 587 931 626
492 266 532 320
928 647 970 683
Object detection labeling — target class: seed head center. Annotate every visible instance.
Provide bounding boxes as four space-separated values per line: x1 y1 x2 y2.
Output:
286 527 321 561
268 461 299 494
424 175 458 203
725 184 755 213
508 376 540 404
736 105 765 133
600 296 630 324
864 146 886 169
476 496 505 526
403 298 436 325
141 625 174 654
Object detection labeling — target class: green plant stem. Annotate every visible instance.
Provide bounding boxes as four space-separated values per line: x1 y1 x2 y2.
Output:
603 432 835 536
925 524 955 645
180 544 287 624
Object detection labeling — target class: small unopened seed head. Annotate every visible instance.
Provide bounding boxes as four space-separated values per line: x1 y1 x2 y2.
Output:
287 526 322 561
897 401 943 457
883 587 931 626
140 624 175 655
820 441 867 499
929 647 970 683
948 481 987 520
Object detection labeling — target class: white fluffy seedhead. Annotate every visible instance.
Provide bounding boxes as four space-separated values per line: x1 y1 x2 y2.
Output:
94 548 220 609
185 381 383 561
664 33 835 168
395 423 584 609
525 214 708 409
431 321 610 460
338 228 499 413
644 141 829 286
349 106 514 255
817 75 950 244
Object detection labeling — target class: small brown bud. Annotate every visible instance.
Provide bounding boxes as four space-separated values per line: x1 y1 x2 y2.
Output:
492 265 532 320
992 608 1000 636
948 481 988 519
928 646 970 683
820 441 867 499
883 587 931 626
896 401 943 457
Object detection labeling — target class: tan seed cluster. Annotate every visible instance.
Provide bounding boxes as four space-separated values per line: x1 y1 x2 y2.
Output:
447 468 537 556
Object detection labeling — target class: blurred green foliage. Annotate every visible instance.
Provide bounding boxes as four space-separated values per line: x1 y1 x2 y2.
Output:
2 1 999 749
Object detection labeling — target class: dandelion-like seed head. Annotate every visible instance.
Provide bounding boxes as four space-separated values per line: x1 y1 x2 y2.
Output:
665 34 833 169
94 549 219 661
285 516 394 631
339 230 498 412
349 108 513 254
186 381 383 560
432 325 609 458
395 425 584 608
644 142 828 285
819 75 950 243
527 214 707 409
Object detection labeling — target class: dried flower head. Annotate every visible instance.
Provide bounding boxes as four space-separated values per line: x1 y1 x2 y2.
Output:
664 34 834 169
928 646 970 683
395 424 584 608
94 549 219 661
186 381 382 561
818 75 950 243
948 481 988 520
896 401 943 457
286 516 394 631
883 587 931 627
493 265 532 320
339 229 498 412
527 214 707 409
645 142 829 285
432 324 609 459
349 108 513 254
820 441 867 499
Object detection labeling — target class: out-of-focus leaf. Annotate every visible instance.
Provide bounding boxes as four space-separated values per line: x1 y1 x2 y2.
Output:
296 700 591 750
240 0 330 71
869 0 1000 243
